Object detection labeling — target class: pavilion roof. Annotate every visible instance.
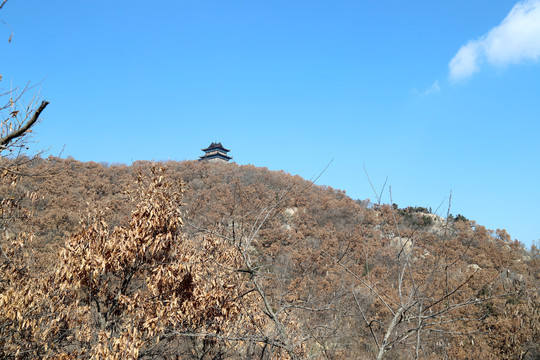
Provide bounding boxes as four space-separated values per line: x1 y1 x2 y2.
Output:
201 142 230 153
199 152 233 161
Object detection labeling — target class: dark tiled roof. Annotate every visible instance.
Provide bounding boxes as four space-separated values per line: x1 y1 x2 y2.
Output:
201 142 230 152
198 152 233 161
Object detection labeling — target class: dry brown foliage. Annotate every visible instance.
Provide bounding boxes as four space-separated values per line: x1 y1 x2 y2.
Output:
50 167 265 358
0 158 538 359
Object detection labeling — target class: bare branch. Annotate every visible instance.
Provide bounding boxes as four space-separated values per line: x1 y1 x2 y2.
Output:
0 100 49 149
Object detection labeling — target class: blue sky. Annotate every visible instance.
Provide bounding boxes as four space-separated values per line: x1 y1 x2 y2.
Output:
1 1 539 247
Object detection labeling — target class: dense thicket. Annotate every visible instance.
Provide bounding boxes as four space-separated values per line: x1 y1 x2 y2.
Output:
1 156 538 359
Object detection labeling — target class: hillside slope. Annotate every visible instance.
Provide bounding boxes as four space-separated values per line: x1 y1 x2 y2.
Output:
1 156 538 359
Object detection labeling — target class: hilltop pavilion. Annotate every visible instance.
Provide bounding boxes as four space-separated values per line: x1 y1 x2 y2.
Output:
198 142 232 163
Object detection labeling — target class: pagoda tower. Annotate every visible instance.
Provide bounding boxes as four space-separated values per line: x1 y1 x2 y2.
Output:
198 142 232 163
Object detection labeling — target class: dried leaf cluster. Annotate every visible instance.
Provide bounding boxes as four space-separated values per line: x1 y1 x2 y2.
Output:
2 167 265 358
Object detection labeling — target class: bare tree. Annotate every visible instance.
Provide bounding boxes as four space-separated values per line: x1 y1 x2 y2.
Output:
184 169 348 359
0 93 49 155
325 184 512 360
1 0 49 160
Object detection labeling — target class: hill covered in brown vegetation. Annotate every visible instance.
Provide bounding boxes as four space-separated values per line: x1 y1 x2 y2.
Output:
1 156 538 359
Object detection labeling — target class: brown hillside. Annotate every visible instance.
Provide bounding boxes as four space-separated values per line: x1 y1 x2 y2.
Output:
1 156 538 359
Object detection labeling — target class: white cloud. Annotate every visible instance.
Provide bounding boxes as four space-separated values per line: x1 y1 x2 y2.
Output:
424 80 441 94
449 41 482 80
449 0 540 81
411 80 441 96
